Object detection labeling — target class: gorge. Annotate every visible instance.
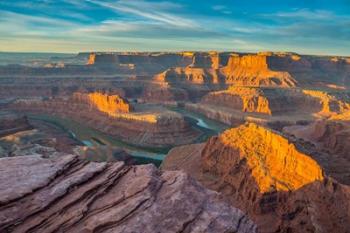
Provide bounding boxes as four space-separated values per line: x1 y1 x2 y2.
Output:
1 51 350 233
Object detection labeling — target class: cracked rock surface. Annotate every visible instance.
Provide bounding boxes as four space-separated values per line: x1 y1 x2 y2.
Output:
0 154 256 233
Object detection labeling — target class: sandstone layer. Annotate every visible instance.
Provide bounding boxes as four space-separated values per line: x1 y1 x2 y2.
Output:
74 92 131 115
162 123 350 233
220 54 297 87
0 154 256 233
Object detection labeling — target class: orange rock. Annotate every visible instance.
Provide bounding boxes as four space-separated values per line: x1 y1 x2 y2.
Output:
202 87 272 115
73 92 130 116
302 90 350 117
87 92 130 115
87 53 96 65
220 54 297 87
202 123 324 193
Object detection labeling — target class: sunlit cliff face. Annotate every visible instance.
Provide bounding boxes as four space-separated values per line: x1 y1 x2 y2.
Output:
302 90 350 117
87 92 130 115
207 123 324 193
203 87 272 115
87 53 96 65
221 54 298 87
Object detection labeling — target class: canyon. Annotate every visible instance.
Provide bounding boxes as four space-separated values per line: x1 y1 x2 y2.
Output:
1 51 350 233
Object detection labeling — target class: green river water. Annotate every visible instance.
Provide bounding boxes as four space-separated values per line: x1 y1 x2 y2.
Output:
28 107 228 166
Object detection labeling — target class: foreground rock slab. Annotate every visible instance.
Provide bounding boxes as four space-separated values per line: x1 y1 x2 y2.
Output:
0 154 256 233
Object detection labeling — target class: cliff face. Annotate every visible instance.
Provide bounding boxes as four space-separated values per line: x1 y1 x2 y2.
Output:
268 55 350 86
1 51 349 89
220 54 298 87
155 67 220 85
202 123 324 193
162 123 350 233
302 90 350 116
155 53 298 88
190 52 220 69
202 87 272 115
0 154 256 233
201 87 323 116
73 92 131 115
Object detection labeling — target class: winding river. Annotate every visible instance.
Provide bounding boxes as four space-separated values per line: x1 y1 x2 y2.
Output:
28 107 228 166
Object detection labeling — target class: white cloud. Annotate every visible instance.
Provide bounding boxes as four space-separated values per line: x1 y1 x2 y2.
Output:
86 0 198 28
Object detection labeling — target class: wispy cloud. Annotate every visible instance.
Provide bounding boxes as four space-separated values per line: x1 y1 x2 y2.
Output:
86 0 198 28
270 9 334 20
212 5 232 15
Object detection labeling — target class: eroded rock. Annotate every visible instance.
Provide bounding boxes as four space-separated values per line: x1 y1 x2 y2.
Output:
0 154 256 233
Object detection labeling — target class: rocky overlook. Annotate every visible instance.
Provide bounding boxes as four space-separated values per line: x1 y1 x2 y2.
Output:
0 154 256 233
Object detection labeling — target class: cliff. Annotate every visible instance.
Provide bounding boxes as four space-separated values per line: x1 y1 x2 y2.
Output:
202 87 272 115
73 92 131 115
201 87 323 116
302 90 350 117
220 54 298 87
155 67 220 85
0 154 256 233
162 123 350 233
202 123 324 193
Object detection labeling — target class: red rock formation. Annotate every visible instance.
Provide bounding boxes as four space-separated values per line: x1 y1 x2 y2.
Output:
220 54 297 87
86 53 96 65
73 92 131 115
0 154 257 233
162 123 350 233
302 90 350 117
201 87 322 116
202 123 324 193
155 67 220 85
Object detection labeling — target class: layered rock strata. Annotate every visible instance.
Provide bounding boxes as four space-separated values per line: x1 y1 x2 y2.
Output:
220 54 297 87
162 123 350 233
0 154 256 233
10 93 200 148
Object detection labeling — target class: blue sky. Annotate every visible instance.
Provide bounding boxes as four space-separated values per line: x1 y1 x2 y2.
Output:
0 0 349 55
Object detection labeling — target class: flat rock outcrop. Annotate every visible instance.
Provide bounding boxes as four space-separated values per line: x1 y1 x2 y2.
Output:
0 154 256 233
162 123 350 233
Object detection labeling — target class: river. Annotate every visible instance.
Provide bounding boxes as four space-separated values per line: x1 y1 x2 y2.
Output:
28 108 229 166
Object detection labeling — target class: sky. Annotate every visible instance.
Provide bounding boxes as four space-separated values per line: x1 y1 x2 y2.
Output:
0 0 349 55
